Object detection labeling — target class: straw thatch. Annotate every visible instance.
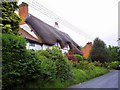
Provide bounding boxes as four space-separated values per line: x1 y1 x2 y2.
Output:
25 14 83 55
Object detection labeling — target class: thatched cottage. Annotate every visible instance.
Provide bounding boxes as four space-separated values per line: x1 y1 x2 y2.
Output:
19 2 83 55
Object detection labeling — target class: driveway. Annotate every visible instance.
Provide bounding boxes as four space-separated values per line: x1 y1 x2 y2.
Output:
66 70 119 89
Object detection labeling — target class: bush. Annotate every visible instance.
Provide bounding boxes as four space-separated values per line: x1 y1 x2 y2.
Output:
71 65 108 86
71 68 88 83
2 34 26 89
74 54 83 62
75 61 89 69
2 34 41 89
108 45 120 62
67 53 77 62
36 46 73 82
2 34 109 89
108 61 120 69
2 36 73 89
94 61 102 67
35 55 57 84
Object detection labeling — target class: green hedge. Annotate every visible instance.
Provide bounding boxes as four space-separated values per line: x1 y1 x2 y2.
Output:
2 34 41 89
108 61 120 69
36 46 73 83
2 34 109 89
2 35 73 89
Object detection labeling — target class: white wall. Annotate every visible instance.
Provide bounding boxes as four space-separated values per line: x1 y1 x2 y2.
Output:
26 41 70 54
42 44 52 50
35 44 42 50
54 42 61 47
61 45 70 53
26 42 42 50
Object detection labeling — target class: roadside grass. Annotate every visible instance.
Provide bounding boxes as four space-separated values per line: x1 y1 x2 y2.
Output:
37 66 109 89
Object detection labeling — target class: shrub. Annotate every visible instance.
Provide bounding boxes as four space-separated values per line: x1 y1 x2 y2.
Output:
86 62 95 70
71 66 108 85
108 45 120 62
36 46 73 82
71 68 88 83
2 34 26 89
74 54 83 62
103 62 109 68
94 61 102 67
34 55 57 84
108 61 120 69
75 61 89 70
2 36 73 89
2 34 41 89
67 53 77 62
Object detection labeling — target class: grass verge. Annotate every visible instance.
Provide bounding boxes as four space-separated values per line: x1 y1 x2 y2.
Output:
38 66 109 89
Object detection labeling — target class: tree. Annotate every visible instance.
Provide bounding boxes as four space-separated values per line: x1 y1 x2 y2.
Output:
90 38 111 63
1 2 21 34
108 45 120 62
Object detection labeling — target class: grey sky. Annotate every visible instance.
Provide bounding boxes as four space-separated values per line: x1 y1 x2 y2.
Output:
18 0 119 47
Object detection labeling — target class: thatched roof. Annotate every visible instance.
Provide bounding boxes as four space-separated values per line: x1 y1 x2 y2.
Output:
25 14 83 55
19 28 42 44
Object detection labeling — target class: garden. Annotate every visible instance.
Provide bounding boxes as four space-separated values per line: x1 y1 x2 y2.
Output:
2 34 109 89
1 2 120 90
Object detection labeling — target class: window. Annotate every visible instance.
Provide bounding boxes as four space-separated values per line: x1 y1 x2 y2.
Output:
29 43 35 47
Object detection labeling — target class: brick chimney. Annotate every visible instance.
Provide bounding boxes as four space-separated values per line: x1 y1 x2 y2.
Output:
19 2 28 25
82 42 92 59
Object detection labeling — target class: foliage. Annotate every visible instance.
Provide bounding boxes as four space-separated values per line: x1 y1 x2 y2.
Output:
67 53 77 62
42 66 108 88
76 61 87 69
74 60 102 72
74 54 83 62
2 34 42 89
90 38 111 63
2 34 73 89
2 34 109 89
69 66 108 87
108 45 120 62
71 68 88 83
1 2 21 34
94 61 103 67
108 61 120 69
36 46 73 82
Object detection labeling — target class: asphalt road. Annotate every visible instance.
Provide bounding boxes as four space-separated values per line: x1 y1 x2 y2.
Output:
66 70 119 89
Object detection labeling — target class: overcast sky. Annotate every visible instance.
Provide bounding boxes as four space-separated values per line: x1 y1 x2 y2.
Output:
19 0 119 47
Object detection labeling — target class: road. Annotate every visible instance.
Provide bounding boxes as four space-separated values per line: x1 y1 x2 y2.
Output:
66 70 119 89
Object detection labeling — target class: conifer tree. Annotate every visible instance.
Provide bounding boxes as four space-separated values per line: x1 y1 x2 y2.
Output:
90 38 111 63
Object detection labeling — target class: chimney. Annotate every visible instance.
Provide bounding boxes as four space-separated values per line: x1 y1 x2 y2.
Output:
54 22 59 29
87 42 92 46
81 42 92 59
19 2 28 25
